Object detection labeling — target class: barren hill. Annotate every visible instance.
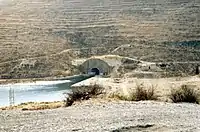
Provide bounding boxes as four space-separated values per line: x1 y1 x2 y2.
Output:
0 0 200 78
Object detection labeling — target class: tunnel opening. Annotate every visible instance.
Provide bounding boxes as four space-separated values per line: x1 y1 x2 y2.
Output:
89 68 100 75
81 58 111 76
196 66 199 75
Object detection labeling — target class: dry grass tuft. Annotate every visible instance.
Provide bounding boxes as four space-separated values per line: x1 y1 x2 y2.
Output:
170 85 199 104
135 84 158 101
0 101 63 111
108 92 134 101
64 84 103 107
108 83 158 101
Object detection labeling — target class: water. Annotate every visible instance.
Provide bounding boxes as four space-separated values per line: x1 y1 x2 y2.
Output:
0 80 72 107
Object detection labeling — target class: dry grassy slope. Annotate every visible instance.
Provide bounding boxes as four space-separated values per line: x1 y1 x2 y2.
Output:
0 0 200 78
112 42 200 62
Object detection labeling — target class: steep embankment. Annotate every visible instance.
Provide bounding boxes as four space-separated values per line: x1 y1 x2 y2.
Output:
0 0 200 78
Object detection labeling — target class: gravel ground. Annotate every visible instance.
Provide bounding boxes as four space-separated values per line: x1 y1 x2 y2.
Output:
0 101 200 132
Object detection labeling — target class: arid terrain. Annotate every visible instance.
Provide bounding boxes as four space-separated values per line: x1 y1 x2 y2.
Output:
1 75 200 131
1 101 200 132
0 0 200 78
0 1 200 131
72 75 200 101
1 75 200 109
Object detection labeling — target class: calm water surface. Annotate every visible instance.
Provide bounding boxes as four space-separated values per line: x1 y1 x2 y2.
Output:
0 80 72 107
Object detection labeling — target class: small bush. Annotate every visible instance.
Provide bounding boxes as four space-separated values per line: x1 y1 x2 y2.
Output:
108 84 157 101
135 84 157 101
64 85 103 107
170 85 199 104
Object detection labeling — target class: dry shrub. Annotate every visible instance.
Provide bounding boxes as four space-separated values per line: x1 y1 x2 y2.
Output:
170 85 199 104
109 92 134 101
108 83 157 101
64 84 103 107
135 83 158 101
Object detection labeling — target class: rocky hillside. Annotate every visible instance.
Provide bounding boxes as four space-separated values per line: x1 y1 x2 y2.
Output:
0 0 200 78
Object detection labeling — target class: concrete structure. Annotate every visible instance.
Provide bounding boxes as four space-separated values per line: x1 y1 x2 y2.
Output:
19 59 37 69
76 55 141 76
79 58 113 75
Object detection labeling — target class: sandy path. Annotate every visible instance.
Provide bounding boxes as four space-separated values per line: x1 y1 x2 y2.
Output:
1 101 200 132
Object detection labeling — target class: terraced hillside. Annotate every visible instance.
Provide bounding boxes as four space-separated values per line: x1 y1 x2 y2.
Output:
0 0 200 78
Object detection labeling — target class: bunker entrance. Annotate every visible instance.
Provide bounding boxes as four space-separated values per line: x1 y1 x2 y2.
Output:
90 68 100 75
196 66 199 75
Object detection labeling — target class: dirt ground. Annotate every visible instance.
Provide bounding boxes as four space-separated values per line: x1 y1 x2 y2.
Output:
1 100 200 132
72 75 200 102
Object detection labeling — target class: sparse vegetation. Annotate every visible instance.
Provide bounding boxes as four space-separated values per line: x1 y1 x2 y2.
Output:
0 101 63 111
135 84 158 101
109 83 158 101
1 0 200 78
64 85 103 107
109 92 134 101
170 85 199 104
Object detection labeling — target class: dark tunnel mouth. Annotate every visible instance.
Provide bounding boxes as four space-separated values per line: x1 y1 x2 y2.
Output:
196 65 199 75
90 68 100 75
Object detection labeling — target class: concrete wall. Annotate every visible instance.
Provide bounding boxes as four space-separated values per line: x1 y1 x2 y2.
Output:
80 59 112 75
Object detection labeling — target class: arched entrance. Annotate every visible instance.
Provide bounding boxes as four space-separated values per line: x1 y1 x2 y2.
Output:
196 66 199 75
80 58 111 75
89 68 100 75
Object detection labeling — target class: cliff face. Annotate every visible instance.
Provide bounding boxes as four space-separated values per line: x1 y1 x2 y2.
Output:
0 0 200 78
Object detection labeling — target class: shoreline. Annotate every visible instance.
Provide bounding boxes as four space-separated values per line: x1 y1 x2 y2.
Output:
1 76 200 131
0 77 54 85
1 75 200 111
0 101 64 111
